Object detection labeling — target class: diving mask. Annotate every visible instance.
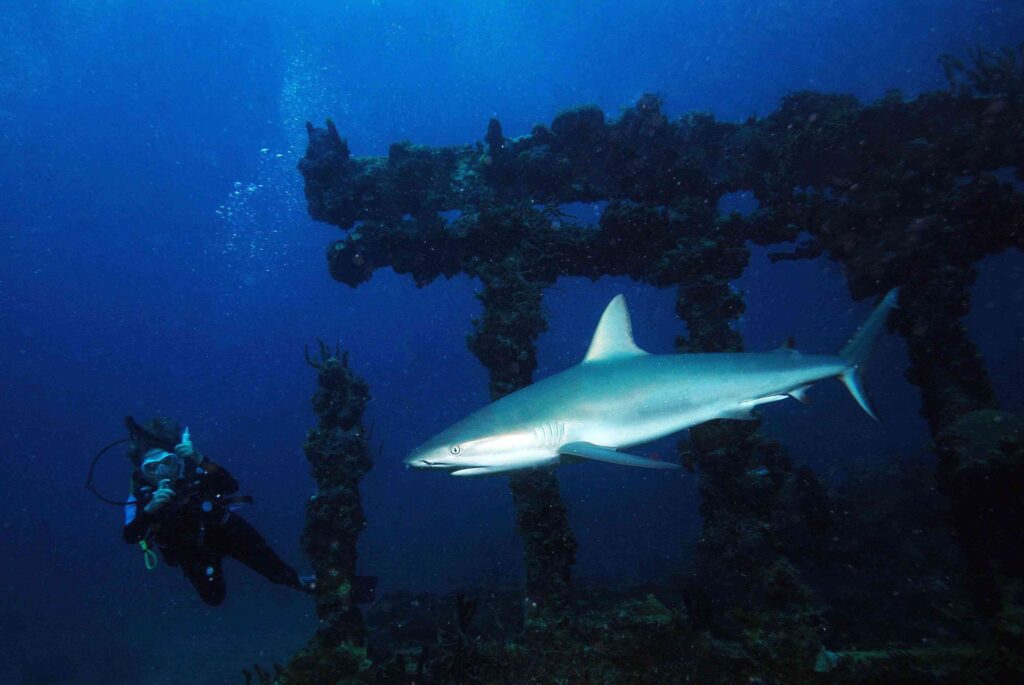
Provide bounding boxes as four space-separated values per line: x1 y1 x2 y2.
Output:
140 449 182 483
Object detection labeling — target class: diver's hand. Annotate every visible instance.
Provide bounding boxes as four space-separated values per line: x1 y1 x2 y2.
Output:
175 427 203 464
144 479 175 514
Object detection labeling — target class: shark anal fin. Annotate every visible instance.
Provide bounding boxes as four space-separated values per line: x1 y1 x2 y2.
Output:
789 385 811 403
559 441 679 469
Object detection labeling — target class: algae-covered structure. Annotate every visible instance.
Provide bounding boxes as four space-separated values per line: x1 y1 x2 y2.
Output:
275 344 374 684
282 46 1024 683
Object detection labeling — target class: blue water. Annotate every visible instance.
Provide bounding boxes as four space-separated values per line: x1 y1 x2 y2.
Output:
2 2 1023 683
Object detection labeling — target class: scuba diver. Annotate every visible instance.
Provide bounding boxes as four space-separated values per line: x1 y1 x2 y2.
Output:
118 417 314 606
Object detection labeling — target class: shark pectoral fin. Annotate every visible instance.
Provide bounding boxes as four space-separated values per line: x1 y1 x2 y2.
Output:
559 441 679 469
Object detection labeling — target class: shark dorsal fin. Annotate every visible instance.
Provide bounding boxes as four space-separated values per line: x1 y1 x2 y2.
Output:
583 295 648 363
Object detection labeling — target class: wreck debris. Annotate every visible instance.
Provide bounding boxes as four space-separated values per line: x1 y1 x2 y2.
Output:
286 46 1024 682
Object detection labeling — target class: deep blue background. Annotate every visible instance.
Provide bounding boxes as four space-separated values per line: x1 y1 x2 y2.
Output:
2 2 1023 683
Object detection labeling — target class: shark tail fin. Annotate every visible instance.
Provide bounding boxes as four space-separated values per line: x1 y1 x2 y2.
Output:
838 289 899 421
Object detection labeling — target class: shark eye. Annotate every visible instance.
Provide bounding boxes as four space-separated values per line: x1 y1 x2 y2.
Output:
449 445 461 455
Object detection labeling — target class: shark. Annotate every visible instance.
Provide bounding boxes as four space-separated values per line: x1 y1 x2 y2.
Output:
406 289 898 477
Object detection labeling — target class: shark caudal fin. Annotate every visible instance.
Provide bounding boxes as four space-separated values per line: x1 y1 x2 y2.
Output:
838 289 899 420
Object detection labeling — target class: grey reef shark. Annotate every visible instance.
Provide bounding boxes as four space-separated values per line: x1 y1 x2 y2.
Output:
407 290 898 477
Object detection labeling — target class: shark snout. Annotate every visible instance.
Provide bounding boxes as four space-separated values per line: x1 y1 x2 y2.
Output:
405 448 447 469
406 434 463 470
404 452 426 468
405 456 432 469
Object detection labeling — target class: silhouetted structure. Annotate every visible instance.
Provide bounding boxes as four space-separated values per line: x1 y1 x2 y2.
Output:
289 46 1023 682
279 343 373 683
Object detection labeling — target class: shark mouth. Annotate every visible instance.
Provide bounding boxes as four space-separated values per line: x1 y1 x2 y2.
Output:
408 459 462 470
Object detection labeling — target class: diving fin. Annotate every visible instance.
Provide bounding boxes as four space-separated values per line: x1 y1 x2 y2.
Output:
559 441 679 469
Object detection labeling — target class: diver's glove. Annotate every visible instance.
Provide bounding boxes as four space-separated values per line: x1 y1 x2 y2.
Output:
144 479 175 514
174 426 204 465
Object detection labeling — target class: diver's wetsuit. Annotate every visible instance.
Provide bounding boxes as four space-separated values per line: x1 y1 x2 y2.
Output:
123 458 300 605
